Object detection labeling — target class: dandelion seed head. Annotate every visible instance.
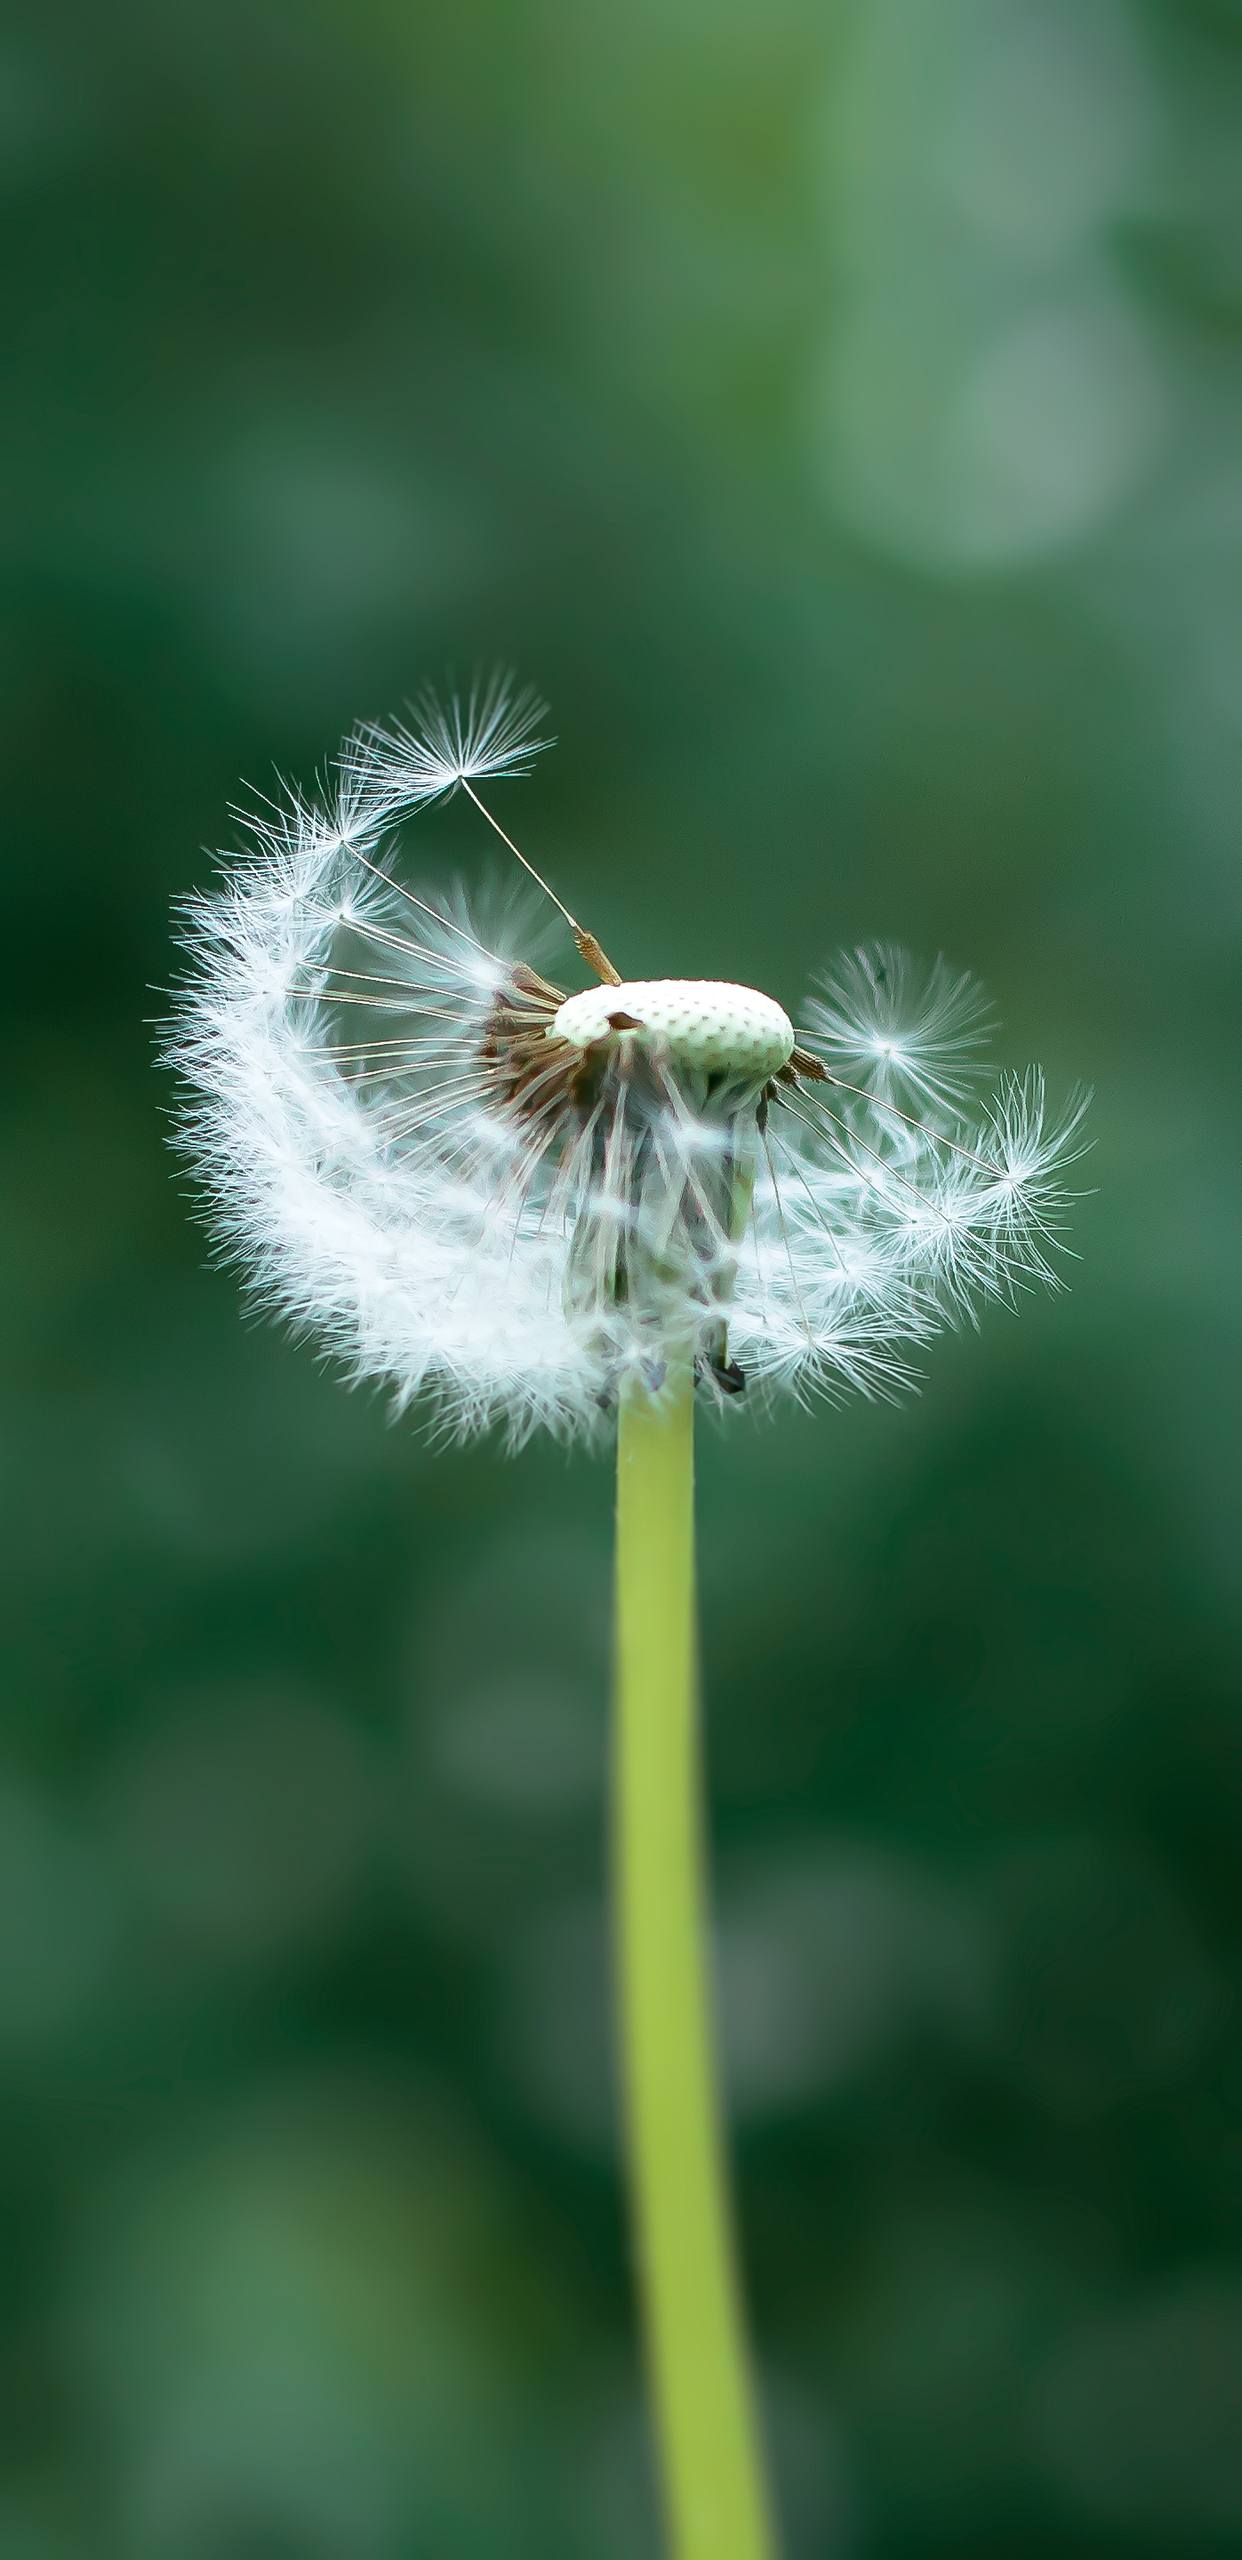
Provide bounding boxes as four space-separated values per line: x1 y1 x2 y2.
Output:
164 676 1085 1443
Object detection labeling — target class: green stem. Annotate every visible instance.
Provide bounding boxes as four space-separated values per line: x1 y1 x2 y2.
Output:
613 1368 776 2560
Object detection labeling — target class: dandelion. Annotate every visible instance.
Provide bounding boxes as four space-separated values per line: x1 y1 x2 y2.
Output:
166 678 1086 2560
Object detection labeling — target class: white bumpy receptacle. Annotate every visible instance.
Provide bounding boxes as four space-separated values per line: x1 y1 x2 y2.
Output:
550 979 794 1081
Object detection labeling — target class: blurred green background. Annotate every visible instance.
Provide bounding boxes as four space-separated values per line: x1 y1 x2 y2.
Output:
5 1 1242 2552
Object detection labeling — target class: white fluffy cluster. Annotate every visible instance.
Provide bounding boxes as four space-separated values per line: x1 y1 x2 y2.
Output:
167 679 1087 1444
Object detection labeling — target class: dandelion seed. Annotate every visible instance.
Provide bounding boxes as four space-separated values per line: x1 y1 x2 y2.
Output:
805 942 995 1110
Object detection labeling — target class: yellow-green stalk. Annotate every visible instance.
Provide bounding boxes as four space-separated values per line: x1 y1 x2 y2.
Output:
614 1369 776 2560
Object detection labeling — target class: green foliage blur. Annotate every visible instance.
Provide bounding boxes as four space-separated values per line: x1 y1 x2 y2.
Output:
5 1 1242 2552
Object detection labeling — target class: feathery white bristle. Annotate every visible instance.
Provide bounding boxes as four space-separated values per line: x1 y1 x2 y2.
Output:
804 944 994 1110
347 670 553 830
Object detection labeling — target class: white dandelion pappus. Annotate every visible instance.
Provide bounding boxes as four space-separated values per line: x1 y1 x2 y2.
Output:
804 944 994 1111
166 680 1087 1443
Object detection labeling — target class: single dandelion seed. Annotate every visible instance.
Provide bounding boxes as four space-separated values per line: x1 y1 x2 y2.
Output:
163 677 1087 2560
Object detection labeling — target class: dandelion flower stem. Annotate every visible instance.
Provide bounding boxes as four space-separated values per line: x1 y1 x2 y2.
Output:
614 1369 776 2560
